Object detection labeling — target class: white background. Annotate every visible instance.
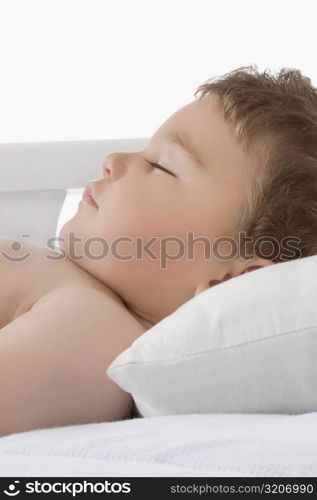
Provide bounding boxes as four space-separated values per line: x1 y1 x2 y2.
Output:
0 0 316 143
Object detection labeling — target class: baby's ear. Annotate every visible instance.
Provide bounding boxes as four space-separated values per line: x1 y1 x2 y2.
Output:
208 273 231 287
194 274 230 296
240 258 275 275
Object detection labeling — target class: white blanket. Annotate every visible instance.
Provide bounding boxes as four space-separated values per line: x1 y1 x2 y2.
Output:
0 412 317 477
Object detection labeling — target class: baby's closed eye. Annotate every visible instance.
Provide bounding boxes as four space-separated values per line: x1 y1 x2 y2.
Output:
148 162 176 176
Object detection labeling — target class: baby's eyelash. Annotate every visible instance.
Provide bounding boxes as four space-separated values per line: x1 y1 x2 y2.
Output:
149 162 176 177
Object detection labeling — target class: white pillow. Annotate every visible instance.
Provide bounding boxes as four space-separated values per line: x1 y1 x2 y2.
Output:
106 255 317 417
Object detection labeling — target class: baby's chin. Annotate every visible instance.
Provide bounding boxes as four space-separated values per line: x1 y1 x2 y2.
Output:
56 221 104 269
56 220 71 250
56 219 82 260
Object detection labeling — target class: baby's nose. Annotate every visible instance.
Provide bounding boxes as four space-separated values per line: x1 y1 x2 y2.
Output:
102 154 114 178
102 160 111 178
102 153 128 181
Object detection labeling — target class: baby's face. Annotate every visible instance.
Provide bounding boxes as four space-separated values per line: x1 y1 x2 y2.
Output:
59 98 258 325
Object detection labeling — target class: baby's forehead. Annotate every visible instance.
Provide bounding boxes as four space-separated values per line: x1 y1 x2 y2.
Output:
150 124 205 170
165 100 258 177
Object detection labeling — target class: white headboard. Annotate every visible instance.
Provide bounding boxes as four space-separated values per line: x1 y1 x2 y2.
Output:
0 138 148 247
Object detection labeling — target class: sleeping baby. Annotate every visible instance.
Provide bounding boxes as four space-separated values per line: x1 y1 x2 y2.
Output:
1 64 316 436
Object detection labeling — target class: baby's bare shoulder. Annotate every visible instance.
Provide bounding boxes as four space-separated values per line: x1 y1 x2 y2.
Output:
0 285 146 435
33 284 147 335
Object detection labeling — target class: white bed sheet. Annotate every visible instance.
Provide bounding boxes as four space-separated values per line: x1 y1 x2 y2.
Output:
0 412 316 477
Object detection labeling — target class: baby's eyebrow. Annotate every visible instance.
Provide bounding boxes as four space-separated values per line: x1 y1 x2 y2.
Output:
166 130 204 169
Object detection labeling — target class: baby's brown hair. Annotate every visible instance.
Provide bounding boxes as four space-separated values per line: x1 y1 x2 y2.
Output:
194 64 317 263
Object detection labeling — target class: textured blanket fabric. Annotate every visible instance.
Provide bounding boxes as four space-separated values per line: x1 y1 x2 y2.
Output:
0 413 316 477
